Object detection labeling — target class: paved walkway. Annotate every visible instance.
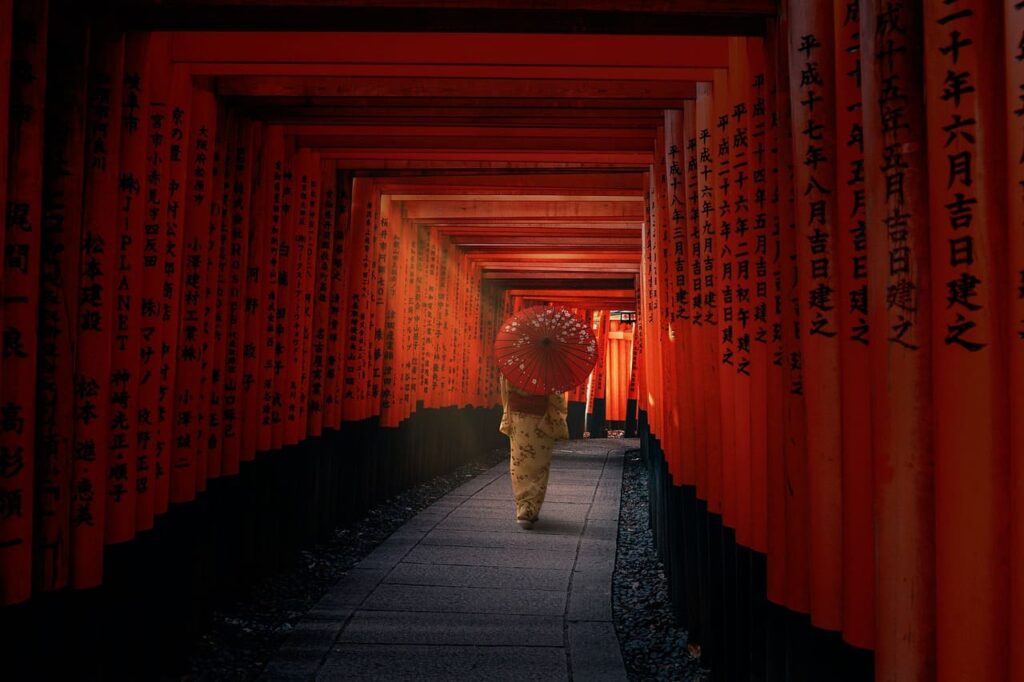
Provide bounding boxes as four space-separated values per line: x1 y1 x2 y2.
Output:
261 438 633 681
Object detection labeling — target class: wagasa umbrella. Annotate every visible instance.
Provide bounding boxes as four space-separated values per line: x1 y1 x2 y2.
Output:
494 305 598 395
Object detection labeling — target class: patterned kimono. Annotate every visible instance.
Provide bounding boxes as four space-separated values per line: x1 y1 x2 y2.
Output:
499 376 570 522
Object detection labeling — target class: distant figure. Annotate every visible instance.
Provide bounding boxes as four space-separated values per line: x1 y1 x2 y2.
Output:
499 374 569 529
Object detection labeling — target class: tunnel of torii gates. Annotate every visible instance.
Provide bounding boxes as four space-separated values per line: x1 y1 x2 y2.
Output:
0 0 1021 680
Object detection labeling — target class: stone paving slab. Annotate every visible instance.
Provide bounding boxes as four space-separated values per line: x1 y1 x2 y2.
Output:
261 438 637 681
568 622 628 682
419 527 582 553
359 583 568 616
400 544 579 570
317 645 569 681
338 610 565 646
430 513 586 536
384 562 571 591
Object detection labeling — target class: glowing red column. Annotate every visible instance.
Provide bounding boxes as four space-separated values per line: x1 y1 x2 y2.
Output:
833 0 873 650
787 0 843 631
0 0 47 604
860 0 936 678
923 2 1010 679
1005 4 1024 679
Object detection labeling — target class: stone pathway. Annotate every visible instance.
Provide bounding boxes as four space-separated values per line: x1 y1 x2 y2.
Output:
260 438 630 681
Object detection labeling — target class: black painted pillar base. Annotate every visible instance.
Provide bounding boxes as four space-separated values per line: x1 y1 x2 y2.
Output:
624 398 638 437
588 397 607 437
0 405 507 681
638 417 876 682
567 400 586 439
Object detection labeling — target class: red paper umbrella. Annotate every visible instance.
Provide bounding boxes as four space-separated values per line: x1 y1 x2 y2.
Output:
495 306 599 395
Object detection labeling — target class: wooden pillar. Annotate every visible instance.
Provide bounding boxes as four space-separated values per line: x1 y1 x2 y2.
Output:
745 37 771 556
281 147 307 446
221 119 256 474
696 82 723 516
682 101 709 497
859 0 936 678
833 0 873 651
171 86 216 503
641 154 663 450
35 11 88 592
154 63 190 512
922 2 1010 679
1005 4 1024 679
386 208 409 428
105 32 152 543
71 29 123 588
303 155 321 433
321 164 347 430
256 127 284 453
135 33 171 528
204 107 232 475
0 0 12 395
787 0 843 632
277 145 299 446
773 6 811 616
728 37 755 548
366 192 390 419
0 0 47 605
270 134 290 448
308 159 335 437
649 126 669 457
713 68 739 531
664 109 695 485
342 178 374 422
764 17 789 606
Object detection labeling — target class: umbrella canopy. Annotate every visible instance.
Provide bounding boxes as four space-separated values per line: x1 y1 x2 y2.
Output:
495 306 598 395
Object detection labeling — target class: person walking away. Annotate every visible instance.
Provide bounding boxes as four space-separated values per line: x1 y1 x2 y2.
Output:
499 374 569 529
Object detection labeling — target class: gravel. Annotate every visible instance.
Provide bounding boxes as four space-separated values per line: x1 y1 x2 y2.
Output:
613 448 709 682
183 447 508 681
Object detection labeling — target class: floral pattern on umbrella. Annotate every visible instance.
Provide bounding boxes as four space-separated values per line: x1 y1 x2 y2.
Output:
494 306 598 395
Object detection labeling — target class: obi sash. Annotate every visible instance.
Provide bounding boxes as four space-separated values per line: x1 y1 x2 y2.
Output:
507 391 549 416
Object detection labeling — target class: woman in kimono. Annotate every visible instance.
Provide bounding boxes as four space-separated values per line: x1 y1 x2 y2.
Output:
499 374 569 529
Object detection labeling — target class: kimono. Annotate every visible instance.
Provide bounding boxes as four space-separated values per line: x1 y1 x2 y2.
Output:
499 375 570 522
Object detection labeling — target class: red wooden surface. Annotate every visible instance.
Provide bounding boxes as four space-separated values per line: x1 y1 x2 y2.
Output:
308 158 334 436
105 32 151 544
727 38 753 547
860 0 936 678
35 17 89 592
221 119 256 473
71 30 125 589
772 6 810 616
764 17 788 606
136 33 171 529
923 2 1010 679
205 108 232 476
832 0 873 650
1006 4 1024 679
695 82 723 515
681 102 707 493
788 0 842 632
154 63 191 512
0 0 12 401
276 144 299 446
34 15 88 589
648 128 670 472
0 0 47 604
171 87 216 503
255 127 284 453
745 36 769 556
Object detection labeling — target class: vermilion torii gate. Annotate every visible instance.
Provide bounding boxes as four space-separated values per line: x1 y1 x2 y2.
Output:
0 2 1022 681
